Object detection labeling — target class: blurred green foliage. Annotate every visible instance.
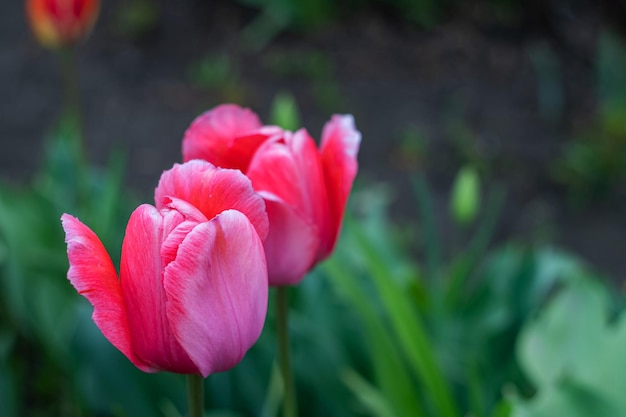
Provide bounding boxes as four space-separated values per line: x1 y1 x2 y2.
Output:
264 49 345 112
322 176 613 417
237 0 522 50
235 0 532 55
553 32 626 203
511 272 626 417
187 53 246 104
393 126 430 170
114 0 160 40
239 0 337 50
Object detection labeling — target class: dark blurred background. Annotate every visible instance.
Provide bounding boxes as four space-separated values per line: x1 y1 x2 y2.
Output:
3 0 626 280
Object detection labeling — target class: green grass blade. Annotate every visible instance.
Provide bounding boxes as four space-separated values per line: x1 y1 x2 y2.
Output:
341 369 397 417
324 259 424 417
350 222 459 417
411 175 442 283
445 187 505 307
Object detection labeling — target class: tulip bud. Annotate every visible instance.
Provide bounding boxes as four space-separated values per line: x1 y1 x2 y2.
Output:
26 0 100 49
450 166 480 226
270 92 300 132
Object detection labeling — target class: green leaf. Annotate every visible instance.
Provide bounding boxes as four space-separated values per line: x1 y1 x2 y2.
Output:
348 220 458 417
518 277 606 389
324 258 424 417
260 363 282 417
341 369 397 417
412 175 441 282
512 275 626 416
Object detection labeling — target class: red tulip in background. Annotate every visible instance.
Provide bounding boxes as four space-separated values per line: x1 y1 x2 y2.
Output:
26 0 100 48
62 161 269 376
183 104 361 286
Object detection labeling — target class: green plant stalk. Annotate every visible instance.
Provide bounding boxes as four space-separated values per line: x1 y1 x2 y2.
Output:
445 187 505 307
412 176 442 284
324 260 425 416
276 286 297 417
58 46 85 158
57 46 90 208
187 374 204 417
412 175 448 328
351 222 459 417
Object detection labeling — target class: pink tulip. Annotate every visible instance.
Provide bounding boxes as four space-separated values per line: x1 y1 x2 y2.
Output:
61 160 269 376
183 104 361 286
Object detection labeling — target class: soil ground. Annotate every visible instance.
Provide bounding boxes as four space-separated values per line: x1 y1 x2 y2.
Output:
3 0 626 283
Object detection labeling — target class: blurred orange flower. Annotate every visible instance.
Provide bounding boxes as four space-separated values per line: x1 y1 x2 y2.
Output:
26 0 100 48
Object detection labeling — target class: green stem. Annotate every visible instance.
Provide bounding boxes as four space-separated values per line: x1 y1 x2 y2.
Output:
186 374 204 417
276 286 297 417
58 46 85 155
57 46 90 207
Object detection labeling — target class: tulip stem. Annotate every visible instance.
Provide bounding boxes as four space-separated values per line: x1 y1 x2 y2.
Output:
58 46 86 156
58 46 90 207
276 286 297 417
186 374 204 417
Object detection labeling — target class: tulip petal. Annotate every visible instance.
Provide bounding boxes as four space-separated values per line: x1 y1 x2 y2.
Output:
155 160 269 240
162 196 209 224
159 197 209 268
319 114 361 257
61 214 152 372
120 205 198 373
247 130 328 238
261 197 320 286
246 130 329 282
164 210 268 377
182 104 265 171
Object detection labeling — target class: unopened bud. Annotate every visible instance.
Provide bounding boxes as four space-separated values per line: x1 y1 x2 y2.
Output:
450 166 480 226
